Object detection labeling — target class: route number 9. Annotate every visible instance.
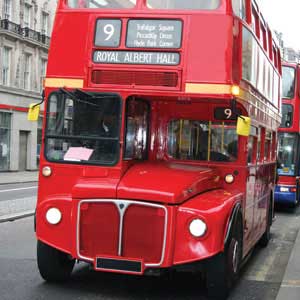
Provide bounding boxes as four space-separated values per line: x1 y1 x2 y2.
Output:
104 24 114 41
224 109 232 119
95 19 121 47
214 107 240 120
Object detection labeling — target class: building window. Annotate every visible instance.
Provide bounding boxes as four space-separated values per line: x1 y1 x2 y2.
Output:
41 12 49 35
40 58 47 91
23 53 32 90
0 112 11 171
24 4 32 28
2 47 11 86
3 0 11 20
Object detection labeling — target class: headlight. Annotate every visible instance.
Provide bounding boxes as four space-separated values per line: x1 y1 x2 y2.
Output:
225 174 234 184
46 208 62 225
189 218 207 238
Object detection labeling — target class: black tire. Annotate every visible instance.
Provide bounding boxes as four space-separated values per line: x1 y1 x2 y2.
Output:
37 240 75 282
259 197 273 247
206 216 243 300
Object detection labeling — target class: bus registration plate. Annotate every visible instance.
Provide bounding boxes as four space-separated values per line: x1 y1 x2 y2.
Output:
95 257 143 274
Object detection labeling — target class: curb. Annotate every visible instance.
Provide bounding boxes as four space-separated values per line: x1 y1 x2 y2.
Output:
0 180 38 185
0 210 35 223
276 228 300 300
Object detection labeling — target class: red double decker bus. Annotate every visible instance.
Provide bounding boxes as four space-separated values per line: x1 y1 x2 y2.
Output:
275 62 300 207
31 0 281 298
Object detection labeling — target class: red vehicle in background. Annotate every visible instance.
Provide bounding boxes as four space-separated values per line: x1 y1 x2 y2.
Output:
31 0 281 298
275 62 300 207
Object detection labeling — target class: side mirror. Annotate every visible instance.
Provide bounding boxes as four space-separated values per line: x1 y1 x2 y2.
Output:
236 116 251 136
28 103 40 121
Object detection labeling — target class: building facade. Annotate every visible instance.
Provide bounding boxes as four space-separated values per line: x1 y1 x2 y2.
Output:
0 0 56 171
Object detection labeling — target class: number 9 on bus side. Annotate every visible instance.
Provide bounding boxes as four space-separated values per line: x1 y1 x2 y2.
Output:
95 19 121 47
214 107 241 121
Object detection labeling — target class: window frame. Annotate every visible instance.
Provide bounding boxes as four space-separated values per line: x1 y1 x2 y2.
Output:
44 91 123 167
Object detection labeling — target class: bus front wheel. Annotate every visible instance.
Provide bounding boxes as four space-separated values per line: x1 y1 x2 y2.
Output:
37 240 75 282
206 216 243 300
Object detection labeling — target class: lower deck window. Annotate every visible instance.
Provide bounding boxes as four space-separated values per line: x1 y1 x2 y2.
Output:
45 92 121 166
168 120 238 162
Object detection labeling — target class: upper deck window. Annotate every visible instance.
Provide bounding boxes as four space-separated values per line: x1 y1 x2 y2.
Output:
282 66 296 99
68 0 136 9
147 0 220 10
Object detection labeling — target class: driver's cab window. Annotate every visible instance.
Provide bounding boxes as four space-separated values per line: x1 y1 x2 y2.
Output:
124 99 150 160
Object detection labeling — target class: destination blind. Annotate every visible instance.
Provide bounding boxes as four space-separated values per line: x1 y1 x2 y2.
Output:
93 51 180 65
126 20 182 49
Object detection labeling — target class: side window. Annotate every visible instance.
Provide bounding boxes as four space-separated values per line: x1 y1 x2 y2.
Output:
248 126 258 164
247 136 254 164
251 8 259 37
264 132 272 161
271 132 276 161
124 99 149 160
232 0 246 20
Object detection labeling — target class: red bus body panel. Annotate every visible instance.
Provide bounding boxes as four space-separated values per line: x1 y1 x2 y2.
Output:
36 0 281 274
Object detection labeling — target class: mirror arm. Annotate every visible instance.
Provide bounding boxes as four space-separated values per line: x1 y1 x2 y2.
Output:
32 90 45 109
231 98 245 120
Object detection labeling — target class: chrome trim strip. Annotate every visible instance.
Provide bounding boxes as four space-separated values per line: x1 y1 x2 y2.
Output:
77 199 168 267
114 201 130 256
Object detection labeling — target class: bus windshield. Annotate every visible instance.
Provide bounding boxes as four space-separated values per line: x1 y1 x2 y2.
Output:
68 0 136 9
45 91 121 166
282 66 296 99
277 132 298 176
168 120 238 162
147 0 220 10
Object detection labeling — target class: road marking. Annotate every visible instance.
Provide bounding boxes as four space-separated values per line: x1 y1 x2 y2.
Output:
0 186 37 193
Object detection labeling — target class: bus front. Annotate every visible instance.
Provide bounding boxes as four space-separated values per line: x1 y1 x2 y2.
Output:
275 63 300 207
34 0 281 298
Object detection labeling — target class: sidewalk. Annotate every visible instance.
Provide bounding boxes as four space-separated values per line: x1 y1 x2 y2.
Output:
0 171 39 184
276 227 300 300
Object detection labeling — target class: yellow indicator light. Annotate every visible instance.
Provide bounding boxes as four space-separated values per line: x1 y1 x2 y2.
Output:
231 85 240 96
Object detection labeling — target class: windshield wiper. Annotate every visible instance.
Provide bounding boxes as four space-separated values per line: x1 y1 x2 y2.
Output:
59 88 100 107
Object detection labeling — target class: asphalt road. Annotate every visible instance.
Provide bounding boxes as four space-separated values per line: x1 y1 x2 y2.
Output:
0 182 38 202
0 205 299 300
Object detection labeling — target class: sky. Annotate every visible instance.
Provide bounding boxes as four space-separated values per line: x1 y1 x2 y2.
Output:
257 0 300 50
